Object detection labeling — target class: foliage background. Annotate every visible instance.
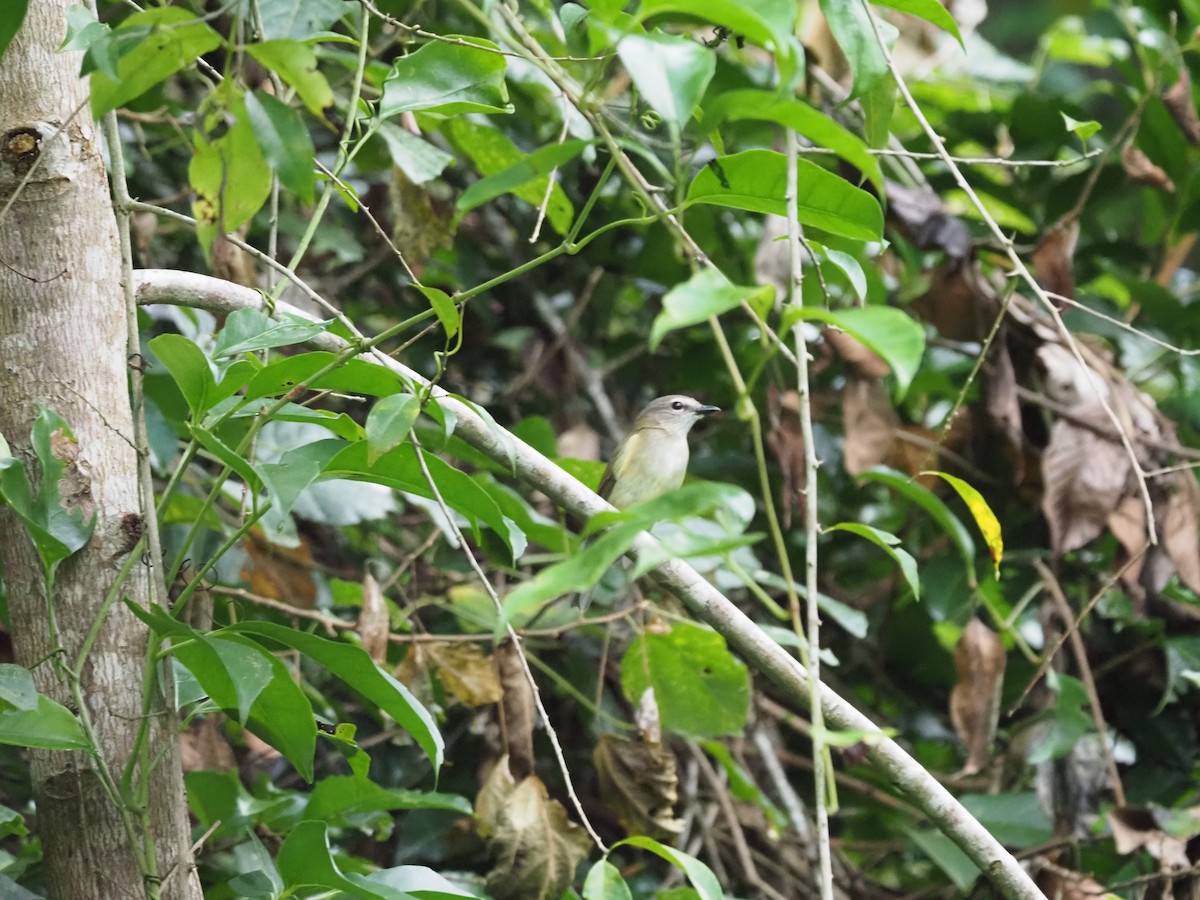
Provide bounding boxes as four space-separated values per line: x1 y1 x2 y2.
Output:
3 0 1200 897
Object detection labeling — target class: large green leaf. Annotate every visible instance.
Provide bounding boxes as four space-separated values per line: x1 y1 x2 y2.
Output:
616 30 715 125
213 308 329 358
380 38 511 117
244 90 317 204
0 666 36 712
582 860 633 900
278 821 385 897
457 140 589 214
613 837 723 900
701 90 884 193
0 694 91 751
650 267 773 350
190 111 272 253
826 522 920 600
620 622 749 737
306 775 470 824
89 7 221 117
782 305 925 398
873 0 963 46
244 352 410 400
0 0 28 62
245 40 333 118
149 333 217 418
818 0 890 100
637 0 795 60
687 150 883 241
366 393 421 465
225 622 444 773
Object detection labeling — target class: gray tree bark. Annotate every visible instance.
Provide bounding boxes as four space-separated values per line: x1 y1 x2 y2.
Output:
0 2 200 897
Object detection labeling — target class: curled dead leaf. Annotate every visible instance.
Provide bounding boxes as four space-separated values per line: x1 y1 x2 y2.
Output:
1032 219 1080 307
826 328 891 379
911 262 999 342
497 641 535 780
425 641 504 707
1164 67 1200 146
842 376 898 476
1041 414 1133 554
593 731 683 840
766 385 806 528
475 762 592 900
241 530 317 608
358 573 390 664
1108 806 1192 870
949 619 1006 776
1121 144 1175 193
886 181 974 261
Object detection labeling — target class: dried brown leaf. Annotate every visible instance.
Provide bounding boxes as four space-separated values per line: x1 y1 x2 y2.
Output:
1108 807 1192 869
1163 470 1200 595
1034 864 1111 900
1032 219 1080 307
497 641 535 780
474 754 516 841
426 642 504 707
842 376 897 476
886 181 974 260
358 572 390 664
911 262 999 341
985 338 1026 481
180 717 236 773
1164 67 1200 145
241 531 317 608
766 385 806 528
1121 144 1175 193
594 731 683 840
949 619 1006 775
826 328 891 379
480 773 592 900
1042 416 1132 554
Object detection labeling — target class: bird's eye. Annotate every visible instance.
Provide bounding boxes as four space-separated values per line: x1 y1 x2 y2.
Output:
671 401 684 410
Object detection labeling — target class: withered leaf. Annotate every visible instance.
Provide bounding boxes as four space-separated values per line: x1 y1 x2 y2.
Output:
1041 415 1132 554
985 338 1026 481
180 716 236 773
594 714 683 840
1162 469 1200 595
949 619 1006 776
497 641 536 780
358 572 390 664
479 771 592 900
1032 219 1080 307
1107 806 1192 869
426 641 504 707
1121 144 1175 193
1164 67 1200 146
766 385 805 528
241 530 317 608
885 181 974 261
911 262 999 342
842 375 898 476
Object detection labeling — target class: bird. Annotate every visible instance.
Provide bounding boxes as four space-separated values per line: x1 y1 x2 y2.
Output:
598 395 720 510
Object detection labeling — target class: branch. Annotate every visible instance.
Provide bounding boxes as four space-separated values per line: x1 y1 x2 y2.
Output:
134 268 1044 899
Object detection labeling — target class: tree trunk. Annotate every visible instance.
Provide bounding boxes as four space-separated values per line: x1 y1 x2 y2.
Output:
0 3 200 898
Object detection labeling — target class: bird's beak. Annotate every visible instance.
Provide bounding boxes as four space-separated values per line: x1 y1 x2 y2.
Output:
697 405 721 416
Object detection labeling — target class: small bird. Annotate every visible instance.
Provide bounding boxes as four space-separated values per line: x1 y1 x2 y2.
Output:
598 395 721 509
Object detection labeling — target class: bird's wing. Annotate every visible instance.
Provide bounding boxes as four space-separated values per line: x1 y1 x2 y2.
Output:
597 428 645 504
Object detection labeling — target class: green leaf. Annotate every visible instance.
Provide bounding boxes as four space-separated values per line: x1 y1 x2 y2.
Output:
0 409 97 576
306 775 470 824
325 441 523 559
872 0 963 47
687 150 883 241
416 286 462 346
0 665 36 712
701 91 884 194
818 0 891 100
244 352 410 401
358 865 484 898
0 694 91 751
650 267 774 350
377 122 455 185
244 90 316 204
457 139 588 214
613 837 723 900
149 333 217 419
224 621 444 773
858 466 976 584
620 622 749 737
366 393 421 465
958 793 1053 848
448 119 574 235
860 72 896 148
89 7 221 118
1061 112 1101 142
583 859 633 900
213 308 329 358
278 821 384 896
256 0 348 40
921 471 1004 576
902 824 980 891
637 0 795 61
380 38 511 117
0 0 28 62
781 305 925 397
190 110 272 253
189 425 261 492
245 40 333 118
826 522 920 600
616 30 715 125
